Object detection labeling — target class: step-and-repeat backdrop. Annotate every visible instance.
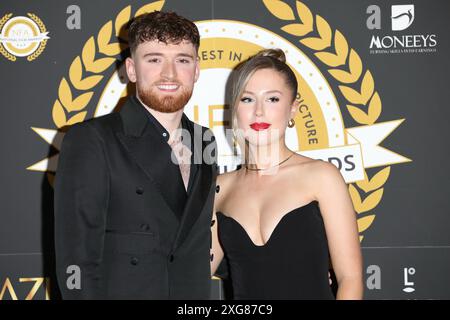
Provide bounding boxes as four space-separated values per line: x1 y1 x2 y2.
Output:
0 0 449 299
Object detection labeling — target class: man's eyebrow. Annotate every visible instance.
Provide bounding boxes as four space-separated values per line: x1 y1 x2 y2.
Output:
142 52 195 59
143 52 163 57
177 53 195 59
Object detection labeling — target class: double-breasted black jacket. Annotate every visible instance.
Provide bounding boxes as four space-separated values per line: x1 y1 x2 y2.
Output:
54 96 217 299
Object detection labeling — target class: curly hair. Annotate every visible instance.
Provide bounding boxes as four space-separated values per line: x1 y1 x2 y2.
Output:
128 11 200 54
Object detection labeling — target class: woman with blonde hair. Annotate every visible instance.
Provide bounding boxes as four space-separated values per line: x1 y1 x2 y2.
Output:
210 48 363 299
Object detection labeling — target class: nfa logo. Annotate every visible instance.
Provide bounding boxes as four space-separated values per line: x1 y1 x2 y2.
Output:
0 13 49 61
391 5 414 31
28 0 410 244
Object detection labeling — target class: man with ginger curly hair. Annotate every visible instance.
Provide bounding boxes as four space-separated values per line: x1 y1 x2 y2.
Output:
55 11 217 299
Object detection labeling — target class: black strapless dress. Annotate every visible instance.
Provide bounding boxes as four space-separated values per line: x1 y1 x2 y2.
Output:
217 201 334 300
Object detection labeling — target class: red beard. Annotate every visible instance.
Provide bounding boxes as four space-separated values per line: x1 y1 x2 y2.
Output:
137 83 193 113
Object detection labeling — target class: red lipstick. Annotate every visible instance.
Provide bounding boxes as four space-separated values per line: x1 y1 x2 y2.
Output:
250 122 271 131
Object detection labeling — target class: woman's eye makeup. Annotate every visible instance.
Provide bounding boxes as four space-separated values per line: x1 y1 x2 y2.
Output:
268 96 280 102
239 95 281 103
240 96 253 103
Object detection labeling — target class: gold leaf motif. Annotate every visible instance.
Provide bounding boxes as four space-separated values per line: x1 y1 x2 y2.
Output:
66 111 87 125
0 13 12 26
350 184 384 214
262 0 296 20
81 37 96 72
348 184 362 212
315 52 338 67
58 78 72 112
347 105 370 125
296 1 313 30
69 92 94 112
315 30 348 66
368 91 382 124
369 167 390 191
300 15 331 50
360 189 384 214
281 23 310 36
98 21 121 56
52 100 67 128
115 5 131 38
75 76 103 91
349 50 363 80
314 29 348 68
24 14 47 61
299 37 321 50
328 49 361 83
315 15 331 47
334 30 348 63
361 70 375 105
69 57 103 90
358 215 376 233
82 37 115 73
339 85 365 105
135 1 166 17
69 57 83 84
328 69 352 83
0 46 16 61
356 170 371 193
357 167 391 192
90 57 115 73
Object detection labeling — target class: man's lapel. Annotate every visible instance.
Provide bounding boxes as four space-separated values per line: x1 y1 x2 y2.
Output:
172 124 214 251
115 97 215 247
116 97 187 218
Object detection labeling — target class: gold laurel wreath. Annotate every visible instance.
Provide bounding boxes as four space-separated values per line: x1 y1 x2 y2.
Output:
0 13 16 61
50 0 388 240
263 0 390 241
51 1 165 129
27 13 47 61
0 13 48 61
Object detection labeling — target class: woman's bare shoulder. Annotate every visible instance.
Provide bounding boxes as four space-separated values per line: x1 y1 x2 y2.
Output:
289 155 344 190
289 154 325 171
217 168 240 185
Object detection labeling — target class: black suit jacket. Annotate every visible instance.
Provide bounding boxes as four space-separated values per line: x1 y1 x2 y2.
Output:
54 97 217 299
